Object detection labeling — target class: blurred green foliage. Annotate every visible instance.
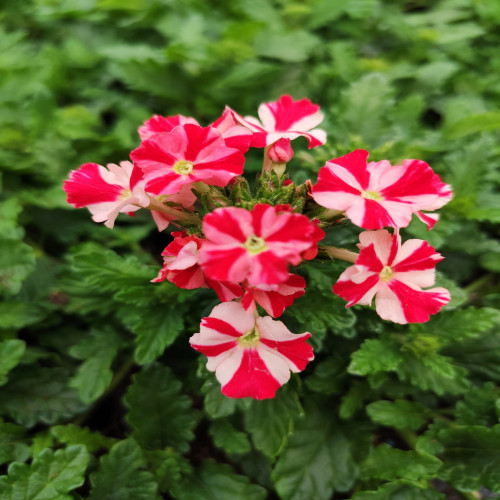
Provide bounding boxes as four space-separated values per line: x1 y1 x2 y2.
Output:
1 0 500 498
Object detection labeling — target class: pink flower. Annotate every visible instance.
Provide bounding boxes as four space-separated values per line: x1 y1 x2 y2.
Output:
63 161 150 228
211 107 252 153
131 123 245 196
190 302 313 399
231 95 327 148
241 273 306 318
332 230 451 324
138 114 199 140
153 232 242 302
311 150 453 230
199 204 325 286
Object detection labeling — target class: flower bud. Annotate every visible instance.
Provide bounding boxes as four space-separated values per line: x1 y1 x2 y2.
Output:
267 138 294 163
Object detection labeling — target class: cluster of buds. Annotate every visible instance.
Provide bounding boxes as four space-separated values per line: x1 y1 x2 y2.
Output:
64 95 453 399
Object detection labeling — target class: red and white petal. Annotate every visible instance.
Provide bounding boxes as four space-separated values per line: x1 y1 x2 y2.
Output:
257 316 313 372
205 278 243 302
416 211 440 230
138 114 199 140
392 239 444 272
333 266 381 307
358 229 396 266
211 107 252 153
202 207 252 245
376 281 450 324
64 163 123 208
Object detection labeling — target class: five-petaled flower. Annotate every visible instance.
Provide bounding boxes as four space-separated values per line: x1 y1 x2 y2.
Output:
63 161 150 228
131 123 245 196
199 204 325 286
231 94 327 149
189 302 314 399
312 150 453 230
333 229 451 324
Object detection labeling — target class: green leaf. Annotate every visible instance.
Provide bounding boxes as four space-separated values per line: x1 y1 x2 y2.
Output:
0 340 25 386
0 366 85 427
51 424 116 453
209 420 251 455
244 385 303 459
455 382 500 426
272 406 358 499
0 418 30 466
0 240 36 297
439 425 500 492
124 364 198 453
69 328 122 403
0 445 89 500
254 30 320 62
348 338 402 376
361 444 441 485
124 306 185 365
366 399 431 430
353 481 446 499
444 111 500 139
202 377 237 419
171 460 267 500
0 302 45 330
89 439 158 499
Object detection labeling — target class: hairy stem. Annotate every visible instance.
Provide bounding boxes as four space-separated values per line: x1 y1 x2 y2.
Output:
321 246 359 263
146 196 201 225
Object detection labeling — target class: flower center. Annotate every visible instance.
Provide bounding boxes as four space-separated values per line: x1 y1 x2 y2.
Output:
174 160 194 175
119 189 132 200
361 190 383 201
244 235 267 254
379 265 394 281
238 327 261 347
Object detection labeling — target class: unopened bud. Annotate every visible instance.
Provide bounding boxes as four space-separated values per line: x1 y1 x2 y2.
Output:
267 138 294 163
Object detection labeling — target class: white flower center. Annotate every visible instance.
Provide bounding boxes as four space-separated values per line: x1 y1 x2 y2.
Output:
174 160 194 175
244 235 267 254
379 265 394 281
238 327 261 347
361 190 383 201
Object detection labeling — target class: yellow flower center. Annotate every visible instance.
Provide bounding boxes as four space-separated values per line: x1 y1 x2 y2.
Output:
238 327 261 347
361 190 383 201
174 160 194 175
244 235 267 254
379 265 394 281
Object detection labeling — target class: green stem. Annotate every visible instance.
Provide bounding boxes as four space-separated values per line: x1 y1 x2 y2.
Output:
146 196 201 226
321 245 358 263
464 273 493 295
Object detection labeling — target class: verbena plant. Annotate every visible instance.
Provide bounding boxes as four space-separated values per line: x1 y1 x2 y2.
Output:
1 1 500 499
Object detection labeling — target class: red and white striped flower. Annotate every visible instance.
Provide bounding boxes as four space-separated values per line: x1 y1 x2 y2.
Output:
311 150 453 230
231 95 326 149
333 229 450 324
190 302 314 399
241 274 306 318
131 123 245 196
199 204 325 286
211 107 252 153
138 114 199 140
152 232 242 302
63 161 150 228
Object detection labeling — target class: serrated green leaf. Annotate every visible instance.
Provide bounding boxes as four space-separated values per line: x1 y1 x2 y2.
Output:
0 445 89 500
353 480 446 499
124 307 184 365
366 399 431 430
244 385 303 459
0 340 25 386
124 364 198 453
0 366 85 428
202 377 237 419
455 382 500 426
209 420 251 455
0 240 36 297
0 418 30 466
444 111 500 139
272 406 358 499
349 338 402 376
361 444 441 485
171 460 267 500
89 439 158 500
69 328 122 403
254 30 320 62
439 425 500 492
51 424 116 453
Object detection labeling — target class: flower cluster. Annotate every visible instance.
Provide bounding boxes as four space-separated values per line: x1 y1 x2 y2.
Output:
64 95 452 399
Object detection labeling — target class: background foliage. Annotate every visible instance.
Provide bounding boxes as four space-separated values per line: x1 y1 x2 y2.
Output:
1 0 500 498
